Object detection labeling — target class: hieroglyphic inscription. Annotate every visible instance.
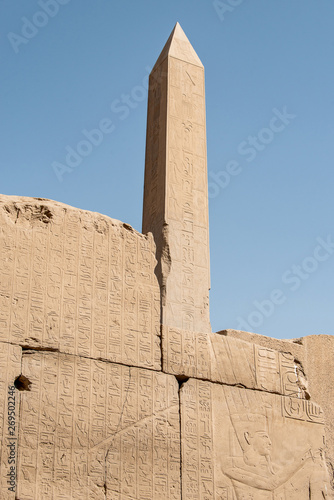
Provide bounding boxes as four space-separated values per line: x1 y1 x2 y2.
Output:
163 328 309 399
255 346 281 393
213 385 331 499
166 56 210 334
181 380 330 499
162 327 213 380
282 397 324 424
0 343 21 499
163 326 258 386
0 197 160 370
12 227 32 343
181 379 215 499
142 24 211 334
17 352 180 500
279 351 301 397
143 61 168 239
255 346 307 399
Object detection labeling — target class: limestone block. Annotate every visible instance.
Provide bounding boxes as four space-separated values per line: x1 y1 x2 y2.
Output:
16 352 180 499
221 331 334 491
163 326 308 398
219 328 305 364
0 343 21 499
0 195 160 370
181 378 331 499
304 335 334 492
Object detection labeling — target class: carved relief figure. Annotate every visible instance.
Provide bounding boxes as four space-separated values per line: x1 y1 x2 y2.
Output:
222 411 330 499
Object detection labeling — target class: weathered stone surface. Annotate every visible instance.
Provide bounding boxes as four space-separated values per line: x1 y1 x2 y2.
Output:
0 22 333 499
303 335 334 492
219 328 305 363
16 352 180 499
0 343 21 499
163 326 309 398
142 22 211 334
181 378 331 499
0 196 160 370
221 329 334 493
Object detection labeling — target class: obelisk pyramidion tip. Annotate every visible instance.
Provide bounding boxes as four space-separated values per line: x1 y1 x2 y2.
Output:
152 22 203 72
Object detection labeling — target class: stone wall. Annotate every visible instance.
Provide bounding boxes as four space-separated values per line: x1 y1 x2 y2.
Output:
0 195 169 499
0 196 160 370
0 195 333 498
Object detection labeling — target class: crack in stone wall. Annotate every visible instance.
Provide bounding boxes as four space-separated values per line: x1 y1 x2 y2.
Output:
103 366 132 500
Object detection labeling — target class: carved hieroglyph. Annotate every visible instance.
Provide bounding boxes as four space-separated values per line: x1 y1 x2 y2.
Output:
0 196 160 370
162 326 309 398
16 352 180 500
142 23 211 334
181 379 331 499
0 343 21 499
0 23 333 499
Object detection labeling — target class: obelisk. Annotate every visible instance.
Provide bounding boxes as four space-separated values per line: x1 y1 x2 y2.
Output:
143 23 211 333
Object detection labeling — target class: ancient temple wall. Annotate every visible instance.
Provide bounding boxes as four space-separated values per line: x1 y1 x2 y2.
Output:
181 379 330 499
16 352 180 500
0 195 160 371
303 335 334 487
0 195 333 498
1 22 333 500
0 195 181 500
0 344 22 498
221 328 334 486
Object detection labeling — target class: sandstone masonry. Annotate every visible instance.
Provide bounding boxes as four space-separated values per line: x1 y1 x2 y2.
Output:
0 23 333 499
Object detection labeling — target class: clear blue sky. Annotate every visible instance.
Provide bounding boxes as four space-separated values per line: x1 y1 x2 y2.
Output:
1 0 333 339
